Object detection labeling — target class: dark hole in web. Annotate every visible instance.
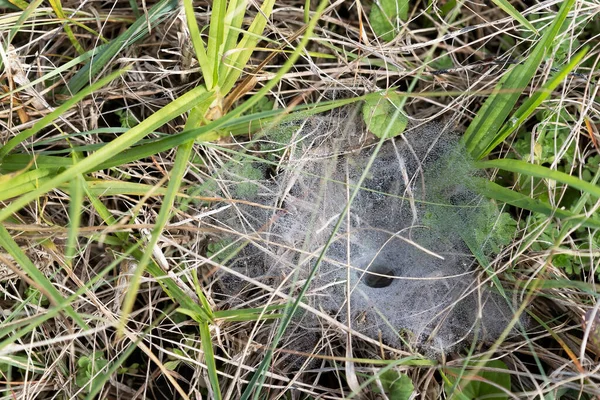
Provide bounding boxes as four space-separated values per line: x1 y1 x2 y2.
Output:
360 265 395 288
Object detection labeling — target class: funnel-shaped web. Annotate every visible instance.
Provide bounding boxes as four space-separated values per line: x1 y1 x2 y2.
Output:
207 111 521 354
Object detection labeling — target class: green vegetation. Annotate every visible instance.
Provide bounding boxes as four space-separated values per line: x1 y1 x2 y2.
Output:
0 0 598 398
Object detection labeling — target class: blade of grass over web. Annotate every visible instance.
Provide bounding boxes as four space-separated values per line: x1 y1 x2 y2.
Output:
63 0 177 95
480 46 589 158
0 224 88 328
0 87 213 223
476 159 600 199
461 0 575 160
0 68 129 159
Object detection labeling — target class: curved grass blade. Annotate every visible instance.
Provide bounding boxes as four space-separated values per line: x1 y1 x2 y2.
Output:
0 96 365 175
91 96 364 171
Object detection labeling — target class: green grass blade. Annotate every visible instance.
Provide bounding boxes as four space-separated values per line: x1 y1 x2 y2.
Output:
48 0 85 54
0 154 72 172
0 68 129 159
214 306 284 322
207 0 227 88
218 0 247 81
64 0 177 95
221 0 276 94
199 321 222 400
479 46 589 158
183 0 213 90
0 169 53 201
461 0 575 159
476 159 600 199
90 96 363 171
118 92 214 332
491 0 538 34
65 174 84 265
7 0 44 44
67 180 186 198
0 224 88 328
0 87 214 223
478 180 600 229
475 179 600 230
0 97 363 175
